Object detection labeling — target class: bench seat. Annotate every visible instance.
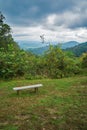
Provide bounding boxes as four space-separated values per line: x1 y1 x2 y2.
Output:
13 84 43 95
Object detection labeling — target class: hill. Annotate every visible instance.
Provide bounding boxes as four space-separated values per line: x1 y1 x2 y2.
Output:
65 42 87 56
61 41 79 49
17 41 46 50
26 41 80 55
18 41 79 50
27 41 87 56
18 41 87 56
27 46 49 55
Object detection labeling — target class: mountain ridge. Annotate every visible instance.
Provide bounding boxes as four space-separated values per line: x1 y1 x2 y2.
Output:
18 41 80 50
17 41 87 55
65 42 87 56
26 41 80 55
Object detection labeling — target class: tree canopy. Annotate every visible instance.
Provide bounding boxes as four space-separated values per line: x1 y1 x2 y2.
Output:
0 12 19 50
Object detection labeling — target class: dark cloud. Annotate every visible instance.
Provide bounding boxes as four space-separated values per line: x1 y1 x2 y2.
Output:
0 0 87 35
13 34 31 37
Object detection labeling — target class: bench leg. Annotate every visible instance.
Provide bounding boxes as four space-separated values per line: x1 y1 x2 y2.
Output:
35 88 38 93
17 90 20 95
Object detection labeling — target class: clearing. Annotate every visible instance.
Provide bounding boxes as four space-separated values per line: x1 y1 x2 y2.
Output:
0 76 87 130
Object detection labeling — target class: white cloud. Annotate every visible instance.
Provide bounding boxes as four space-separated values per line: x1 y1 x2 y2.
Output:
45 10 87 29
12 23 87 43
46 14 57 25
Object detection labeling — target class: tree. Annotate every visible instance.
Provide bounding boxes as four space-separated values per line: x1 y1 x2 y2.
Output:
80 53 87 68
43 46 67 78
0 12 19 50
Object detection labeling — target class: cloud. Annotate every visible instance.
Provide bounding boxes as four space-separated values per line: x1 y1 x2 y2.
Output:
1 0 86 26
11 24 87 43
0 0 87 42
43 7 87 30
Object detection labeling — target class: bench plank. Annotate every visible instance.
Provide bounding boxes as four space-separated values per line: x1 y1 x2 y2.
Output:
13 84 43 95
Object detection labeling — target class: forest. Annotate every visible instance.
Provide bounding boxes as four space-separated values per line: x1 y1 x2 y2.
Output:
0 12 87 80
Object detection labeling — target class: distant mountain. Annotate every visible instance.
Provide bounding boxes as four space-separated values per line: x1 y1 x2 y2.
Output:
61 41 79 49
18 41 79 50
17 40 82 55
65 42 87 56
27 46 49 55
26 41 80 55
17 41 46 50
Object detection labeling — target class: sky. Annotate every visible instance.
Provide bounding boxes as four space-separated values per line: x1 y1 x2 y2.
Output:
0 0 87 43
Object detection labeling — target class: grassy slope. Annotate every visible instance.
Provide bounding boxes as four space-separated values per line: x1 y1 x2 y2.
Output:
0 76 87 130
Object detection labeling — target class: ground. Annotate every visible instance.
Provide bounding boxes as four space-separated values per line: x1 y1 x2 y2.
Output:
0 76 87 130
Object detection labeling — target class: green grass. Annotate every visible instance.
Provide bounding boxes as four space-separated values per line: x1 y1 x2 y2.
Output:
0 76 87 130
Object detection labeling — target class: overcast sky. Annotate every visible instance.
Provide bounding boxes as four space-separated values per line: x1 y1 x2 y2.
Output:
0 0 87 43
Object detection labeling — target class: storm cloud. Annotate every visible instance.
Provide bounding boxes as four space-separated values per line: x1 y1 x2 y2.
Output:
0 0 87 42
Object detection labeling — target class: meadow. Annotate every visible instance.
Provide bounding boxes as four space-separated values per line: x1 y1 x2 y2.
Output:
0 75 87 130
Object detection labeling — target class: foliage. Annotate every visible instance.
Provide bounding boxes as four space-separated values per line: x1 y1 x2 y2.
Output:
0 12 19 50
0 12 86 79
42 46 81 78
65 42 87 56
0 44 84 79
0 44 35 79
80 52 87 68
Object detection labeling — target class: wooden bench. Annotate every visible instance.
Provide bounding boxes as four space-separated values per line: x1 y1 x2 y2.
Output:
13 84 43 95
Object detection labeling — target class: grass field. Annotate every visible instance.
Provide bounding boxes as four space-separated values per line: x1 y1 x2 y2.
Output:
0 76 87 130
